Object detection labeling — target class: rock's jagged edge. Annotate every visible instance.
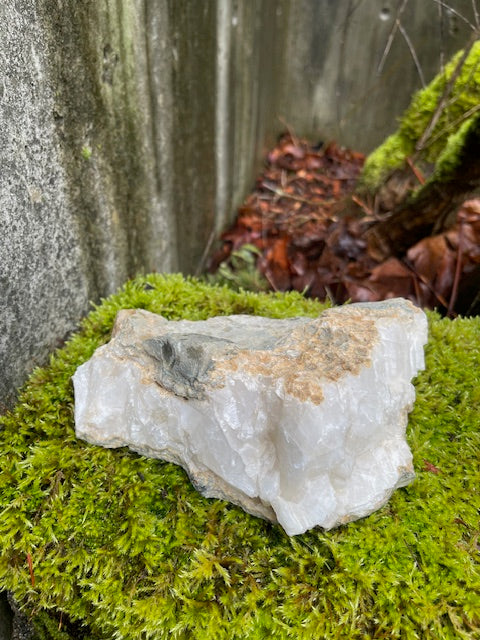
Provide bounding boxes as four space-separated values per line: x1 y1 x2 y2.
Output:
73 298 428 536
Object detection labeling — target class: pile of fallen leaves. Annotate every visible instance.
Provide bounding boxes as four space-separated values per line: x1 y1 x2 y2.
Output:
209 134 480 316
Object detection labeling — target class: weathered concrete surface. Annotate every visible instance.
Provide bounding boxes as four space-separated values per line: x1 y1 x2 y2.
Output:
0 0 474 410
1 2 94 407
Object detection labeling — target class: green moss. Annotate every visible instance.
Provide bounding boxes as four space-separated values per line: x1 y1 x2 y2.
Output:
359 133 411 189
362 40 480 189
81 146 92 161
433 115 477 181
0 274 479 639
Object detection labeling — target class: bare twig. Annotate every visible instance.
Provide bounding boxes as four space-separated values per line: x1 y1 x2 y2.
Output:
336 0 357 135
261 181 335 205
447 220 464 317
401 258 452 310
414 30 480 155
351 194 373 215
324 285 337 306
264 271 280 292
277 117 300 148
473 0 480 28
411 272 423 307
431 0 476 30
27 553 35 587
194 228 217 277
440 54 480 113
398 21 427 87
406 157 426 184
417 103 480 150
377 0 410 75
438 0 446 72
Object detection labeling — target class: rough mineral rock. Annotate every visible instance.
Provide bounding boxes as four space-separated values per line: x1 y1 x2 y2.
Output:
73 299 428 536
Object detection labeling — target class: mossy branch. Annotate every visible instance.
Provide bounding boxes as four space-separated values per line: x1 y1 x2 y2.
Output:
414 29 479 155
362 38 480 190
366 112 480 258
358 37 480 259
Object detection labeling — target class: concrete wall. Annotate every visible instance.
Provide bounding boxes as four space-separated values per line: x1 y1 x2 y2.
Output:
0 0 474 408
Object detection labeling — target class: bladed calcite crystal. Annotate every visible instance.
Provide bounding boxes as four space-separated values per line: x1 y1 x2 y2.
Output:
73 299 428 536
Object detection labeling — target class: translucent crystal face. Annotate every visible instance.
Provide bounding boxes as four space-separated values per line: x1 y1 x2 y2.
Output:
73 299 428 536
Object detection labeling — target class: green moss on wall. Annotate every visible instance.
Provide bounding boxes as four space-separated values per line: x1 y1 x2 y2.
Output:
0 274 479 639
362 40 480 189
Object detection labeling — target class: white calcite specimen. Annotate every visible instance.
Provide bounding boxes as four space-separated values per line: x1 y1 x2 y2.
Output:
73 299 428 536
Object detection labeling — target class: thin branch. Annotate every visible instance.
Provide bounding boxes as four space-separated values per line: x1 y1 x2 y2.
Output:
351 194 373 216
431 0 476 30
447 220 464 317
377 0 410 75
336 0 355 136
277 117 300 148
264 271 280 292
324 285 337 306
411 271 423 307
472 0 480 28
417 103 480 151
406 157 426 184
466 288 480 315
438 0 446 72
261 181 335 205
401 258 452 310
398 21 427 87
440 55 480 113
194 228 217 277
414 30 480 154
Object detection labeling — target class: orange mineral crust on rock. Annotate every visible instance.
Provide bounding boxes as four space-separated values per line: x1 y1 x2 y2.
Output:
214 313 377 405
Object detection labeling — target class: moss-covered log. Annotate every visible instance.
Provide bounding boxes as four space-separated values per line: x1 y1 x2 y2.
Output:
366 112 480 258
360 38 480 259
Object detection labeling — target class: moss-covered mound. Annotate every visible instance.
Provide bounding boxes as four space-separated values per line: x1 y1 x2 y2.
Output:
0 274 479 639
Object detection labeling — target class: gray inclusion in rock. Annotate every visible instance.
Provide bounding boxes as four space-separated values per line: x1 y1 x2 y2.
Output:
143 334 238 400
